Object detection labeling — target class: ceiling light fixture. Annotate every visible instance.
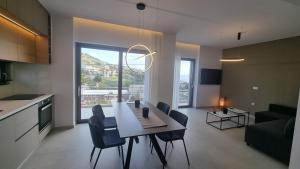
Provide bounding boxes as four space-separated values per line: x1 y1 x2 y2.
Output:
220 32 245 63
125 2 157 73
0 12 39 36
220 58 245 62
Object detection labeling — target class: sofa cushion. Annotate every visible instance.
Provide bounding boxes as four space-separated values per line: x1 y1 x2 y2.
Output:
252 119 288 139
269 104 297 117
255 111 290 123
283 118 296 139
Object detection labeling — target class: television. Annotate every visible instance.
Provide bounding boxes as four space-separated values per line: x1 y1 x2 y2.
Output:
200 69 222 85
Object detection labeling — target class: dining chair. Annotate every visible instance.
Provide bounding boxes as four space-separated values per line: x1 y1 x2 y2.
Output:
156 102 170 115
88 115 126 169
92 104 117 129
154 110 190 165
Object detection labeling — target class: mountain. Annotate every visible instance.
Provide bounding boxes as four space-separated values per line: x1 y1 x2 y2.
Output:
81 53 111 67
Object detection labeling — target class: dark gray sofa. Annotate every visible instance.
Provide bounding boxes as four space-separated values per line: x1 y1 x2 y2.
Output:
255 104 296 123
245 104 297 164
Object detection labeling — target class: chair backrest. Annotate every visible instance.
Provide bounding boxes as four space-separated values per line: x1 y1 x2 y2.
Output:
169 110 188 138
157 102 170 115
92 104 106 119
88 115 105 148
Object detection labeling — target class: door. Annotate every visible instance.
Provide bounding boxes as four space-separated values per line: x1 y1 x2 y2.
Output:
76 43 146 123
178 58 195 108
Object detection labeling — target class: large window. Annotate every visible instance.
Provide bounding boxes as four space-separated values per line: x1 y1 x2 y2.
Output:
76 43 146 122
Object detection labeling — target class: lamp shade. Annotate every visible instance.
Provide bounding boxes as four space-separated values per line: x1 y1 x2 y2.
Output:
219 97 226 107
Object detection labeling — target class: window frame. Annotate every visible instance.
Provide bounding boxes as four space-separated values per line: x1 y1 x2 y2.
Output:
75 42 146 123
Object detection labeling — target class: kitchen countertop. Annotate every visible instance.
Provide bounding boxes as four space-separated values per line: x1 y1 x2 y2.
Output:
0 94 54 121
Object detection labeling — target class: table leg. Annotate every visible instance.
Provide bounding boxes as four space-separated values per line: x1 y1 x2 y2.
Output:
124 137 134 169
149 134 167 166
247 112 250 125
220 118 223 130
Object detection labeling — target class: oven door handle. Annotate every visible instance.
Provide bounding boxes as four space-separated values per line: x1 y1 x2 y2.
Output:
41 103 52 111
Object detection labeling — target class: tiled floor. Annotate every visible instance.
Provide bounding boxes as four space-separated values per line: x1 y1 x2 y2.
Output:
21 108 288 169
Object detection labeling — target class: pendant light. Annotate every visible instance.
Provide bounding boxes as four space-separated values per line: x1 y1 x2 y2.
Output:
125 2 157 73
220 32 245 62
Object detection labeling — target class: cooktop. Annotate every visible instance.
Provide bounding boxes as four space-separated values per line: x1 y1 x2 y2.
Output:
0 94 45 100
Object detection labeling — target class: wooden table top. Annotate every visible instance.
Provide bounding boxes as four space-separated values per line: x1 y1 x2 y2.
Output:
113 102 186 138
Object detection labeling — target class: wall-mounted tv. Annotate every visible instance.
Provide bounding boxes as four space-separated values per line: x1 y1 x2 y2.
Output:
200 69 222 85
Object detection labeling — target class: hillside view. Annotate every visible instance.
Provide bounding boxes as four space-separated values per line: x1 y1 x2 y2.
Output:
81 53 144 90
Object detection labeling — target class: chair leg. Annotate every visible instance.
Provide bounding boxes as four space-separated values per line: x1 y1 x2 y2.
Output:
164 142 168 157
93 149 102 169
182 139 190 165
151 144 154 154
117 146 120 156
121 145 124 168
90 146 96 162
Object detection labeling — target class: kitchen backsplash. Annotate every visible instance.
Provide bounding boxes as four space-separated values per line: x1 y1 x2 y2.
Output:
0 62 51 98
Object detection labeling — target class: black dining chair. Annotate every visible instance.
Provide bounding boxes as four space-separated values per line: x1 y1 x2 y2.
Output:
88 115 125 169
156 102 170 115
154 110 190 165
92 104 117 129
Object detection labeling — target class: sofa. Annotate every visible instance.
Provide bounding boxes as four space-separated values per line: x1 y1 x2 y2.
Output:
255 104 296 123
245 104 297 164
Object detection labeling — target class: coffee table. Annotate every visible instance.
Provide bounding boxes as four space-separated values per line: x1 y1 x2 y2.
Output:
206 110 246 130
227 107 250 125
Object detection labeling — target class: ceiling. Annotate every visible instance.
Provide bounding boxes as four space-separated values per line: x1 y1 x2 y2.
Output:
39 0 300 49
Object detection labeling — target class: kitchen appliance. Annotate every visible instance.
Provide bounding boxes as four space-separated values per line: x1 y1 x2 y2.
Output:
38 97 52 132
0 94 44 100
0 62 11 85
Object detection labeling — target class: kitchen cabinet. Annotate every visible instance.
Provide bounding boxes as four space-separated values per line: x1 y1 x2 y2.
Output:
0 17 19 61
0 0 50 64
16 0 49 36
0 104 39 169
0 116 17 169
0 0 6 10
15 126 39 168
6 0 17 16
36 35 49 64
17 28 36 63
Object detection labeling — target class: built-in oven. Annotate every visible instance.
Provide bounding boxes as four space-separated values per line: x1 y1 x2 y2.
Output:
38 97 53 132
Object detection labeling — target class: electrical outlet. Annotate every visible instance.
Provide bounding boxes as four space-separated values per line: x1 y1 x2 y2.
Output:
251 102 256 106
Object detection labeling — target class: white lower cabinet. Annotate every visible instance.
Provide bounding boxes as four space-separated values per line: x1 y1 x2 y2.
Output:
0 104 39 169
15 126 39 168
0 116 17 169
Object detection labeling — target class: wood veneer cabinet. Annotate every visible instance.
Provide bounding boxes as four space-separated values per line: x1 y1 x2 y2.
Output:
0 0 50 64
0 0 6 10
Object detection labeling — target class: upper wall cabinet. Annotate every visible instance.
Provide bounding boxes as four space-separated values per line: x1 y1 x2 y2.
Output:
16 0 49 36
0 0 49 36
0 0 6 10
0 0 50 64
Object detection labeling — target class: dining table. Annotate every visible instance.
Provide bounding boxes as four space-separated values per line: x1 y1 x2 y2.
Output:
113 101 186 169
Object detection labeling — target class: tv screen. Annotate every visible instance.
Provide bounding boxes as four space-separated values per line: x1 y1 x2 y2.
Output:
200 69 222 85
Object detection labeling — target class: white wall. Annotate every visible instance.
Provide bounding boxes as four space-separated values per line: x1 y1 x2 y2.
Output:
196 46 222 107
289 90 300 169
51 15 75 127
173 42 200 108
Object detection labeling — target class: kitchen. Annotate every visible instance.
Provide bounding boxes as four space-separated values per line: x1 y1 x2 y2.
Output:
0 0 54 169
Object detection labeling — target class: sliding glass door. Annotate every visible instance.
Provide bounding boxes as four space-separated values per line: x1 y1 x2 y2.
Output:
76 43 146 123
178 58 195 108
